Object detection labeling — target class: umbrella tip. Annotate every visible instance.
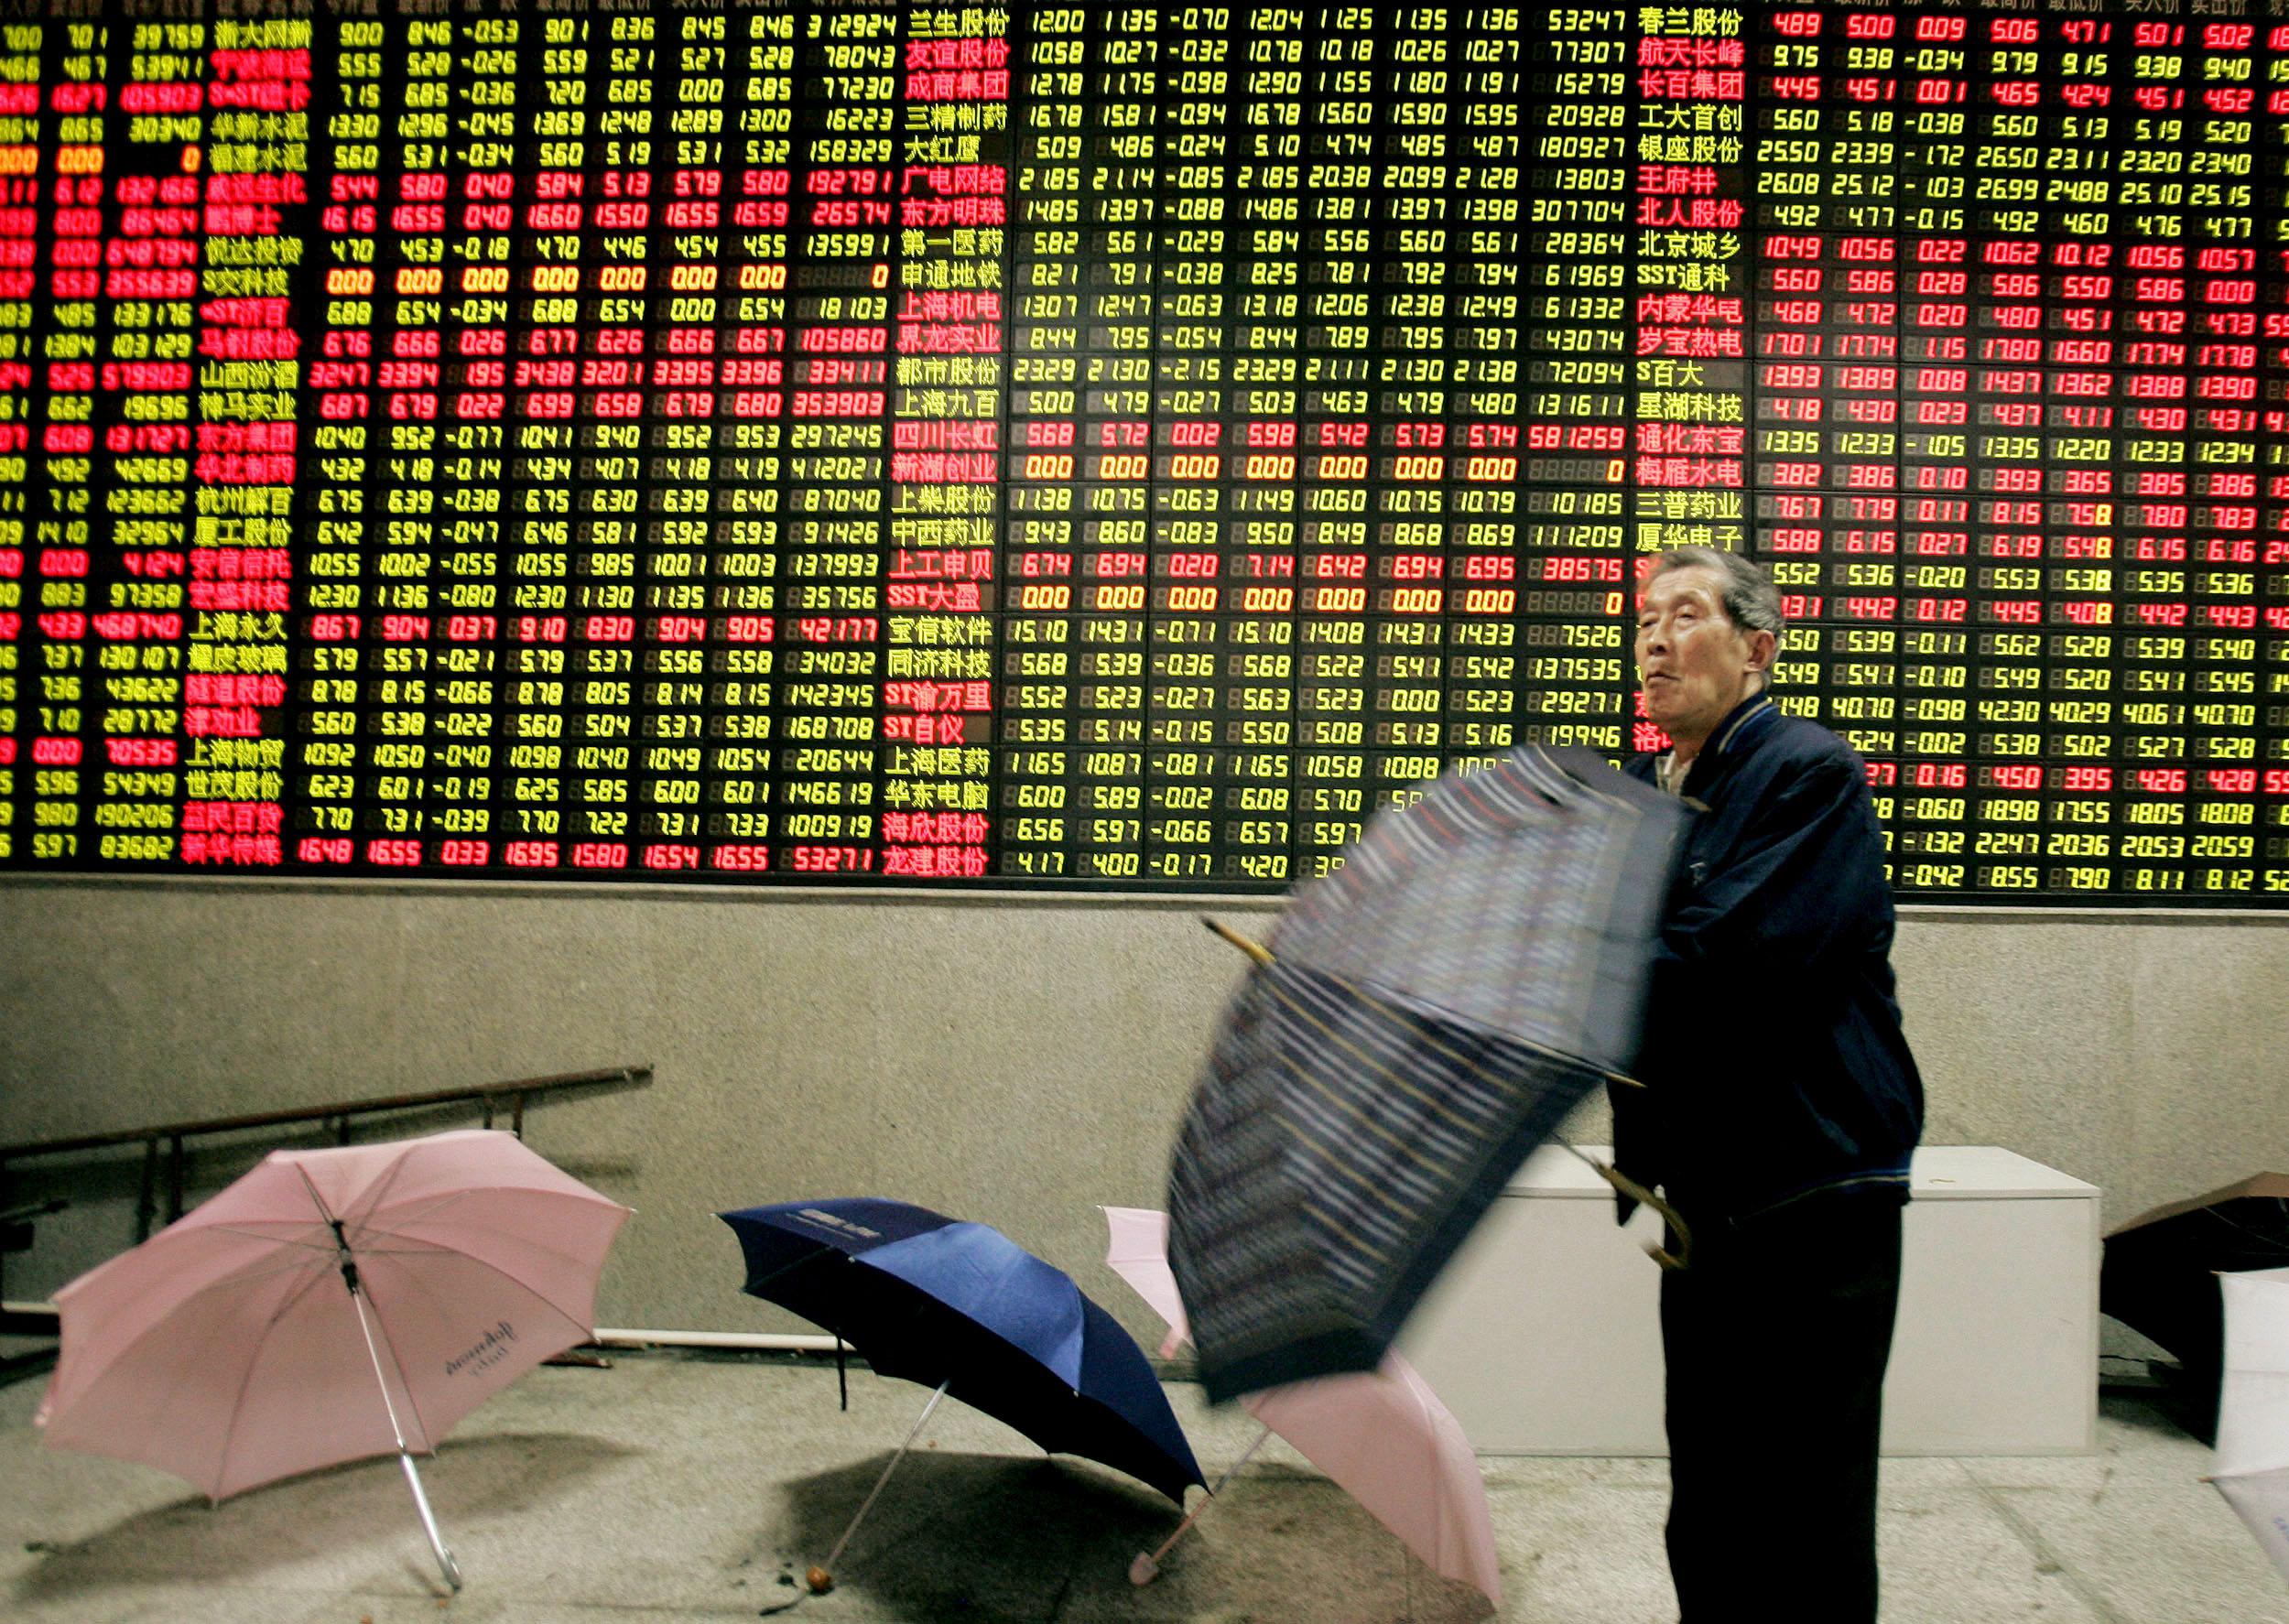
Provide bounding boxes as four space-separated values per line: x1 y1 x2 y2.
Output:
1128 1553 1160 1586
806 1566 834 1595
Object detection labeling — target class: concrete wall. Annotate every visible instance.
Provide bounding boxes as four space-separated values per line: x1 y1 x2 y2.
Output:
3 880 2285 1347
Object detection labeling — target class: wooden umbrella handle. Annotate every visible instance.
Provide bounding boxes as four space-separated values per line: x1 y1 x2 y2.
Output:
1589 1163 1694 1272
1200 915 1276 966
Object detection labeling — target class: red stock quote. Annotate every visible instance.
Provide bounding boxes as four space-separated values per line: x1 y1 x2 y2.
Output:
5 2 2289 901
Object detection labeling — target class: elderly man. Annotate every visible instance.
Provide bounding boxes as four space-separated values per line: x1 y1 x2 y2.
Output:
1619 546 1924 1623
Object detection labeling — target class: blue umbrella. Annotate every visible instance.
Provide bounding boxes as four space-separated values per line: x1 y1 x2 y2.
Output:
720 1198 1202 1590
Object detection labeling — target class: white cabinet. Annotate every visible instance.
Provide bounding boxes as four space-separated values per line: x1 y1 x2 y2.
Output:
1397 1146 2099 1456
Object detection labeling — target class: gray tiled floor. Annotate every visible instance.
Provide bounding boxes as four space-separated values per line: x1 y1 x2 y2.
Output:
2 1349 2281 1623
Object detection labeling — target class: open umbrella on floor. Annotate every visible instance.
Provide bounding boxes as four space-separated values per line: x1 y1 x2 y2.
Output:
37 1129 631 1591
2214 1266 2289 1581
721 1197 1202 1592
1169 745 1691 1402
2103 1174 2289 1443
1105 1206 1502 1610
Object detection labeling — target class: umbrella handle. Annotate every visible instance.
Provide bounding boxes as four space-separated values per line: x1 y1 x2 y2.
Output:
398 1449 464 1594
309 1174 466 1593
1585 1161 1693 1271
813 1376 951 1590
343 1278 464 1592
1130 1422 1275 1584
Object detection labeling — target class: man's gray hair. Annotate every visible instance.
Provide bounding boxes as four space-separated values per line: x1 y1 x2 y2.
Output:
1643 546 1785 636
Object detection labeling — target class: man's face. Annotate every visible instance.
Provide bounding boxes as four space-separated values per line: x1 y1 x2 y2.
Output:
1633 565 1774 745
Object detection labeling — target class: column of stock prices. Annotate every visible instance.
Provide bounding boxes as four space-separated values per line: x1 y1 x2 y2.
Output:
4 1 2289 902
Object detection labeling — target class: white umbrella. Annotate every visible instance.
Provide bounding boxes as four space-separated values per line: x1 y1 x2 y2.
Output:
2216 1265 2289 1581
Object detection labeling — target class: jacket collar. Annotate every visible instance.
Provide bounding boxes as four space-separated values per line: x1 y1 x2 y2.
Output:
1671 691 1778 796
1708 690 1779 759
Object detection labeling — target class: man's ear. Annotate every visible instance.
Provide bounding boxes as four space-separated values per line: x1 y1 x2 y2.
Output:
1744 627 1778 677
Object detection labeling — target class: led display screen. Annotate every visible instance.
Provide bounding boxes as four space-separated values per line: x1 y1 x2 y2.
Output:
4 1 2286 900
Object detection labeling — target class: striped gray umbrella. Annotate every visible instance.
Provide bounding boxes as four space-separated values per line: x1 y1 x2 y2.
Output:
1167 747 1690 1403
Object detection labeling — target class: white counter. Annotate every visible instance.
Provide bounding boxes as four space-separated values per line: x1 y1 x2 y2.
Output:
1396 1145 2099 1456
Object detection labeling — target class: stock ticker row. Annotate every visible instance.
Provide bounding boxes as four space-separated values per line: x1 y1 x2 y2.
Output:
4 0 2289 900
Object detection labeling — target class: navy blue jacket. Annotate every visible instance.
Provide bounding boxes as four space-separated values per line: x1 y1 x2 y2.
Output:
1616 693 1924 1223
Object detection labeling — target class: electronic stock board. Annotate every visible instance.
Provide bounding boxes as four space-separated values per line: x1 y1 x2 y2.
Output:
5 0 2289 902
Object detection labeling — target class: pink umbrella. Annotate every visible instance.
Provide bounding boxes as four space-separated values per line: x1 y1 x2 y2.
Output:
38 1129 630 1591
1102 1207 1502 1610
